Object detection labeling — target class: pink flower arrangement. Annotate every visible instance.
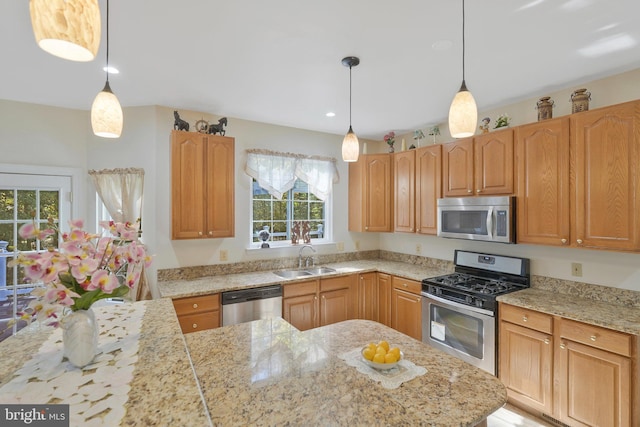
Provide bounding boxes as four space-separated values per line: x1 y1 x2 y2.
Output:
10 219 151 328
384 131 396 146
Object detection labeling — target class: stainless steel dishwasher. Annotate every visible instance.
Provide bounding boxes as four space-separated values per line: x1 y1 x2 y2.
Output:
221 285 283 326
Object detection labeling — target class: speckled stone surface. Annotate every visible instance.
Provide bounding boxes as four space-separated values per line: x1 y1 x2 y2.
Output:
497 288 640 335
0 299 211 427
158 259 451 299
185 318 507 427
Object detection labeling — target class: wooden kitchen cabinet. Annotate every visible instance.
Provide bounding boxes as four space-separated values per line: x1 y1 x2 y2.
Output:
394 150 415 233
171 130 234 240
391 276 422 340
443 128 514 197
358 272 378 321
499 303 638 427
377 273 392 327
283 275 357 330
515 118 571 246
415 145 442 235
172 293 220 334
499 304 554 416
571 100 640 251
348 154 393 232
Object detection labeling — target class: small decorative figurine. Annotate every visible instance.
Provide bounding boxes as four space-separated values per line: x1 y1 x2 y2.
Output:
195 119 209 133
536 97 554 121
258 226 270 248
291 222 300 245
494 114 511 129
384 132 395 153
571 88 591 113
301 222 311 244
208 117 228 135
479 117 490 133
173 111 189 131
413 129 425 148
427 125 440 144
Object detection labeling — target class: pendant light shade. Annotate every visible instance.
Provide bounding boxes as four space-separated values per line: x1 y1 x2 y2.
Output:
341 56 360 162
29 0 101 62
91 0 122 138
448 0 477 138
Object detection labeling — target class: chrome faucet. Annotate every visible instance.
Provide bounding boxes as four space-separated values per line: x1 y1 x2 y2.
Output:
298 244 316 268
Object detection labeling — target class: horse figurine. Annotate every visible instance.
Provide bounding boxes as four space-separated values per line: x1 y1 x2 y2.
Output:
173 111 189 131
208 117 228 135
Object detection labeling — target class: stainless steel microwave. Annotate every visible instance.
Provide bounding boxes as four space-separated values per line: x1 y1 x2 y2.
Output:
437 196 515 243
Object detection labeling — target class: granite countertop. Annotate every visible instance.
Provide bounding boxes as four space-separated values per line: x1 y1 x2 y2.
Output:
158 259 449 299
497 288 640 336
186 317 507 426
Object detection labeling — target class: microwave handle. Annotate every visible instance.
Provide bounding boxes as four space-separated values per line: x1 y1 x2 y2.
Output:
486 206 494 239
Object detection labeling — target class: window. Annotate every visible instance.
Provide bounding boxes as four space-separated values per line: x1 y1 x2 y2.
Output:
0 173 71 341
251 179 328 245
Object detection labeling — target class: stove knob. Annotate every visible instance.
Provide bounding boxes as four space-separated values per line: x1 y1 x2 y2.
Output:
475 299 484 308
465 295 474 304
436 288 443 296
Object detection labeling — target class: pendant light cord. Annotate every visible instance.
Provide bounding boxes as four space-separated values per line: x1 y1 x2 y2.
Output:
349 65 353 127
461 0 466 82
106 0 110 83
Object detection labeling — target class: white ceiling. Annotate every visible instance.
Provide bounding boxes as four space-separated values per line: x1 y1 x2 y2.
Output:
1 0 640 140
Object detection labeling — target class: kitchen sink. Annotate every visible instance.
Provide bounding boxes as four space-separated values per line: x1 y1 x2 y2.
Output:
273 266 337 279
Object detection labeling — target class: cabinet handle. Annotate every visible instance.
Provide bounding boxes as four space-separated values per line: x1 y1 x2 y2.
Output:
522 315 528 322
590 335 597 342
544 338 550 345
322 295 326 300
192 323 198 329
403 283 408 287
365 226 369 230
467 189 473 193
476 189 481 193
208 231 213 235
198 231 203 236
577 239 583 244
561 238 567 244
193 303 198 309
560 343 566 349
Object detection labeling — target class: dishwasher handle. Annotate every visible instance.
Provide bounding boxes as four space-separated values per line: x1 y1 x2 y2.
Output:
221 284 283 305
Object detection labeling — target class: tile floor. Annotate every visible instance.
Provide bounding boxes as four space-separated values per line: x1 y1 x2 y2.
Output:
487 404 556 427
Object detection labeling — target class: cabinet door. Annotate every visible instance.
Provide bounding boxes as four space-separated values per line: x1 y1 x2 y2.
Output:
515 118 570 246
171 131 206 239
556 339 631 427
499 321 553 415
365 154 393 232
415 145 442 235
394 150 415 233
319 288 352 327
443 138 474 197
348 160 366 232
377 273 392 327
283 293 317 331
474 128 514 195
571 100 640 251
391 277 422 341
358 272 378 321
205 136 235 238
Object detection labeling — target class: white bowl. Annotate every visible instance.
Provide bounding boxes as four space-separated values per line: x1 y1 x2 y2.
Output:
361 347 403 370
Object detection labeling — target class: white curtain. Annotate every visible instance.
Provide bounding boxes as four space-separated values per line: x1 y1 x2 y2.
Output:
244 149 339 200
88 168 150 301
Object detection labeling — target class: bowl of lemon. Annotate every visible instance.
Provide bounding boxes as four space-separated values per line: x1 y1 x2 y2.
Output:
361 340 403 370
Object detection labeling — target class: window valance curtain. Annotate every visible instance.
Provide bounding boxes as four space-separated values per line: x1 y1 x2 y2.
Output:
244 149 339 200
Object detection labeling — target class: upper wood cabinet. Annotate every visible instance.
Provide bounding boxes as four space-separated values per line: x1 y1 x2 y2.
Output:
515 118 571 246
443 128 514 197
171 130 234 239
394 150 415 233
348 154 393 232
571 100 640 251
415 145 442 235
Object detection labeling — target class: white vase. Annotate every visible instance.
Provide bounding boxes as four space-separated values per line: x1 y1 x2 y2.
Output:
62 309 98 368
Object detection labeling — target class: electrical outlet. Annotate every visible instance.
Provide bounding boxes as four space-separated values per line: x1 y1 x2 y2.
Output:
220 250 228 261
571 262 582 277
336 242 344 251
355 241 360 251
416 244 422 254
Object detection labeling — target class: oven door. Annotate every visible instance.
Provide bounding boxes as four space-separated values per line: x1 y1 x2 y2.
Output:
421 293 496 375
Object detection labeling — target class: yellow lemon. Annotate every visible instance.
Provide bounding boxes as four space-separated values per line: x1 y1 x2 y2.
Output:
362 347 375 361
375 346 387 356
388 347 401 359
372 353 385 364
378 340 390 352
367 342 377 351
384 353 398 364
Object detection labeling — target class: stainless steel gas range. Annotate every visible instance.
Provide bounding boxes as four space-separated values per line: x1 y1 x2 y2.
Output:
421 250 530 375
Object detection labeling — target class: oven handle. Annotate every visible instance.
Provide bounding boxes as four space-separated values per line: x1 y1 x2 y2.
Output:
486 206 494 239
421 292 495 317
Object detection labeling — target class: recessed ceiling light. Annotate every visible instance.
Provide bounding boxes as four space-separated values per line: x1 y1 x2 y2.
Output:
326 112 335 117
432 40 452 51
103 66 119 74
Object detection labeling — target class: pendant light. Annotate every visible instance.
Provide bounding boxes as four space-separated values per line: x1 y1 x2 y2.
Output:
29 0 101 62
448 0 477 138
341 56 360 162
91 0 123 138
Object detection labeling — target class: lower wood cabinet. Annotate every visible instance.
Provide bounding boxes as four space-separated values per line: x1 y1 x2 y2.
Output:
499 303 638 427
283 275 357 331
391 276 422 341
172 294 220 334
358 272 378 321
377 273 392 327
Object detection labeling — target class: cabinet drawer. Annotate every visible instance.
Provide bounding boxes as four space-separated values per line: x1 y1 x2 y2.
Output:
283 280 318 298
500 304 553 334
559 318 632 357
177 311 220 334
173 294 220 316
320 275 355 292
391 277 421 295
